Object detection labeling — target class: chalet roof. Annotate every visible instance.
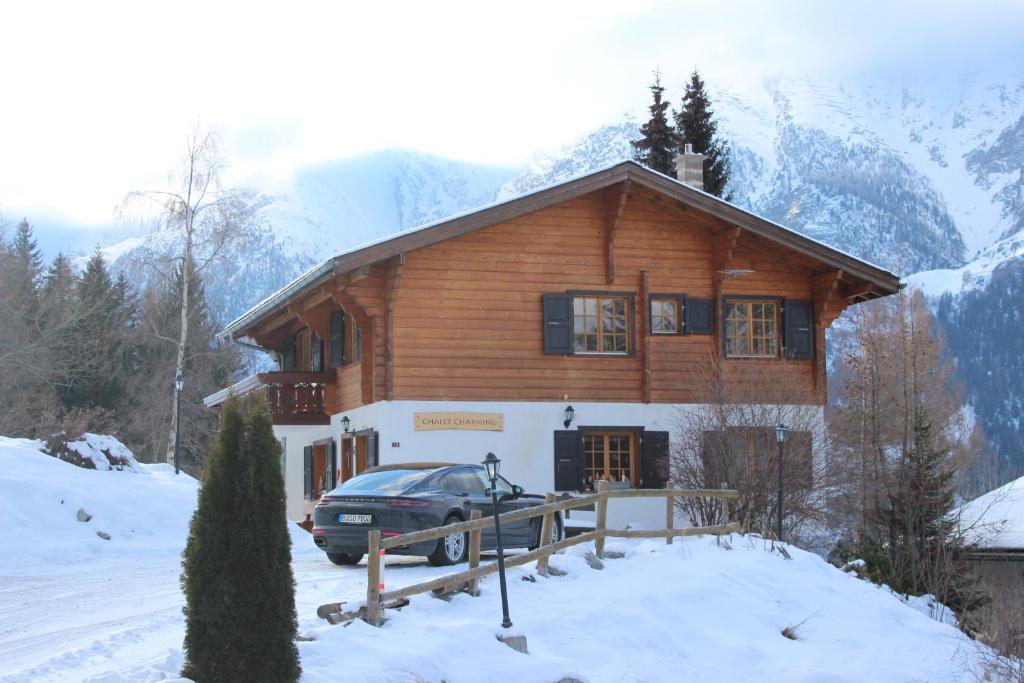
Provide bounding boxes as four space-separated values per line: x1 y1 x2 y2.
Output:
221 160 902 339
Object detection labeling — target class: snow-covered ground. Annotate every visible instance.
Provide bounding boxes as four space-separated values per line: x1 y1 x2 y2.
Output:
0 437 998 682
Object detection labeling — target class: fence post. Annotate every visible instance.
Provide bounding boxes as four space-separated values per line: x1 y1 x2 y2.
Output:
466 509 482 595
720 482 730 529
366 530 383 626
666 493 675 545
537 493 556 575
595 480 609 558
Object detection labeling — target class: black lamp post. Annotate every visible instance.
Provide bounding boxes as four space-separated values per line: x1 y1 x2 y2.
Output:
775 422 788 543
563 405 575 429
483 451 512 629
174 374 184 476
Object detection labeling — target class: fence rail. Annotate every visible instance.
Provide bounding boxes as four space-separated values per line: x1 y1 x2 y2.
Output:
363 481 740 626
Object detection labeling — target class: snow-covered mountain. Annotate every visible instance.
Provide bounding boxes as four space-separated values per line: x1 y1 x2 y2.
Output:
97 76 1023 470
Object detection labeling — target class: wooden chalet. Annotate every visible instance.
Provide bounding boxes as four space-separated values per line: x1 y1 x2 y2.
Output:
204 155 900 525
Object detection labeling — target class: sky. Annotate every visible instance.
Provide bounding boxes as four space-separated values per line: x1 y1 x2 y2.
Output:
1 0 1022 238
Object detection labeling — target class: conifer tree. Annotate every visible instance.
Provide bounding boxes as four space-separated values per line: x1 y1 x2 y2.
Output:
675 71 732 198
181 396 301 683
631 73 678 176
10 219 43 316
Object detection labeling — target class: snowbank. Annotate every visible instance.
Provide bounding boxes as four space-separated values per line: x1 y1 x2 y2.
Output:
0 436 199 569
960 474 1024 549
63 433 143 472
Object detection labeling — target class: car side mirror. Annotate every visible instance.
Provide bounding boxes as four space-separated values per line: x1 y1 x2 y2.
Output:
511 484 524 499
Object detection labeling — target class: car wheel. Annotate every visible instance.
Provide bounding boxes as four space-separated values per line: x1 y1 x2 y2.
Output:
428 515 468 566
327 552 364 566
529 514 563 551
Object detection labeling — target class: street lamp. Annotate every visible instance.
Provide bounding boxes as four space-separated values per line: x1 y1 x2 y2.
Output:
775 422 788 543
174 374 184 476
341 415 351 433
482 452 513 629
563 405 575 429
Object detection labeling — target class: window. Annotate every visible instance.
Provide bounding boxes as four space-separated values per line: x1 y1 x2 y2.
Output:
650 296 681 334
700 427 813 491
725 300 779 358
583 431 637 489
351 319 363 361
295 329 316 371
574 296 629 353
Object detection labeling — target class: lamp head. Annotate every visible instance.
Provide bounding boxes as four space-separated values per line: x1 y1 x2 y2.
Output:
563 405 575 429
341 415 351 433
175 374 184 392
482 452 501 482
775 423 789 445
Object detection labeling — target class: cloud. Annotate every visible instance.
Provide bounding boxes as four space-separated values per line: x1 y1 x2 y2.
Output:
1 0 1020 227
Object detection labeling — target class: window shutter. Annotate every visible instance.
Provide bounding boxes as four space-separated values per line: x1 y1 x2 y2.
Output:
640 431 671 489
329 310 345 368
783 299 814 359
367 431 379 468
685 298 714 334
303 445 313 500
282 334 296 371
553 430 583 491
542 293 574 354
327 439 337 490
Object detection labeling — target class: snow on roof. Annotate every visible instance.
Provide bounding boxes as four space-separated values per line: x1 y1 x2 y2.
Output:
960 475 1024 550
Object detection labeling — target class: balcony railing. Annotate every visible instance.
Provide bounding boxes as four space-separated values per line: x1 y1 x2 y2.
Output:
203 371 334 426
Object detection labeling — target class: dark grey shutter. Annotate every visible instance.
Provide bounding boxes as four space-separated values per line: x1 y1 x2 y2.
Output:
282 334 296 371
685 298 714 334
328 439 337 490
783 300 813 359
311 333 323 372
329 310 345 368
542 293 574 354
303 445 313 500
640 431 671 489
367 431 379 468
553 430 583 491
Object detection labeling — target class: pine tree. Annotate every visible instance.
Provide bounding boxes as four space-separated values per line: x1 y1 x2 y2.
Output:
10 219 44 316
181 397 301 683
631 73 678 176
675 71 732 198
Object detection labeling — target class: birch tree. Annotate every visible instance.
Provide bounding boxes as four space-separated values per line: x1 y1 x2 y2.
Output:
121 128 256 465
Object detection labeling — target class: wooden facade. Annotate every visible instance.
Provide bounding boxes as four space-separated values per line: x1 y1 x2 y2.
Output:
222 163 899 421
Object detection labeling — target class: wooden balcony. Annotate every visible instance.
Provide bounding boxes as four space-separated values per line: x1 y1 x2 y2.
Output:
203 371 335 426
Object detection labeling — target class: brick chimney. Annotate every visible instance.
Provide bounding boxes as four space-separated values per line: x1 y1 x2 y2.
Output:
674 143 706 190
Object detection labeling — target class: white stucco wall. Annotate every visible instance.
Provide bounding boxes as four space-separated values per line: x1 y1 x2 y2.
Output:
274 400 826 530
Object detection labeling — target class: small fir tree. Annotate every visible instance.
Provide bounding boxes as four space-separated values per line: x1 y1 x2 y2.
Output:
632 73 678 176
675 70 732 198
181 396 301 683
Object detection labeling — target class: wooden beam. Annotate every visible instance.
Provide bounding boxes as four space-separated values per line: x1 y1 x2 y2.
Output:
385 257 404 401
605 181 631 284
641 269 651 403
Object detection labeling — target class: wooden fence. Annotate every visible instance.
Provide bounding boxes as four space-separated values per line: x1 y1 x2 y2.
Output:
363 481 741 626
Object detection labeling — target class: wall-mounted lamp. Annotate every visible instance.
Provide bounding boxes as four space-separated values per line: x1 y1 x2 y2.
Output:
341 415 351 433
563 405 575 429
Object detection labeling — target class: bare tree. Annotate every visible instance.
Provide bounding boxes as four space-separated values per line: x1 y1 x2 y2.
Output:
120 128 257 465
671 354 830 545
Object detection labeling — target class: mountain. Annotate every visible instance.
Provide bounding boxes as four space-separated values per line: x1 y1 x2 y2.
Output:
93 77 1023 472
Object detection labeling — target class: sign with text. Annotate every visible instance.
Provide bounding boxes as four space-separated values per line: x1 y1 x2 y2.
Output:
413 412 505 432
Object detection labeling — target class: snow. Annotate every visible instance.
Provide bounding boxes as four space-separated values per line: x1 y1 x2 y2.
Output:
960 475 1024 550
64 433 143 472
0 436 999 682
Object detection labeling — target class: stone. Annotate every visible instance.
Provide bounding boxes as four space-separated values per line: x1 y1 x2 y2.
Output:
583 551 604 570
546 564 568 577
76 508 92 523
521 574 536 583
603 550 626 559
96 531 111 540
497 633 529 654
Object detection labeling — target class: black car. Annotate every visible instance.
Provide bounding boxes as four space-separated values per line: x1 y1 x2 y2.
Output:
312 462 563 566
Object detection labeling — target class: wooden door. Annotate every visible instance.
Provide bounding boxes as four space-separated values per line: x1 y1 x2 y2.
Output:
355 435 368 475
341 437 354 482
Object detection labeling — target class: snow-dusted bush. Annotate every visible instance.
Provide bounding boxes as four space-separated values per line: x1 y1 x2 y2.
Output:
46 432 142 472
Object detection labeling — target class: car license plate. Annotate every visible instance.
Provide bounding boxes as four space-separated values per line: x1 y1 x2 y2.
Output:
339 514 372 524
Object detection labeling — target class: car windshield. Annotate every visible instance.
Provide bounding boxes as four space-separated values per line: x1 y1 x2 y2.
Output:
330 469 438 496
